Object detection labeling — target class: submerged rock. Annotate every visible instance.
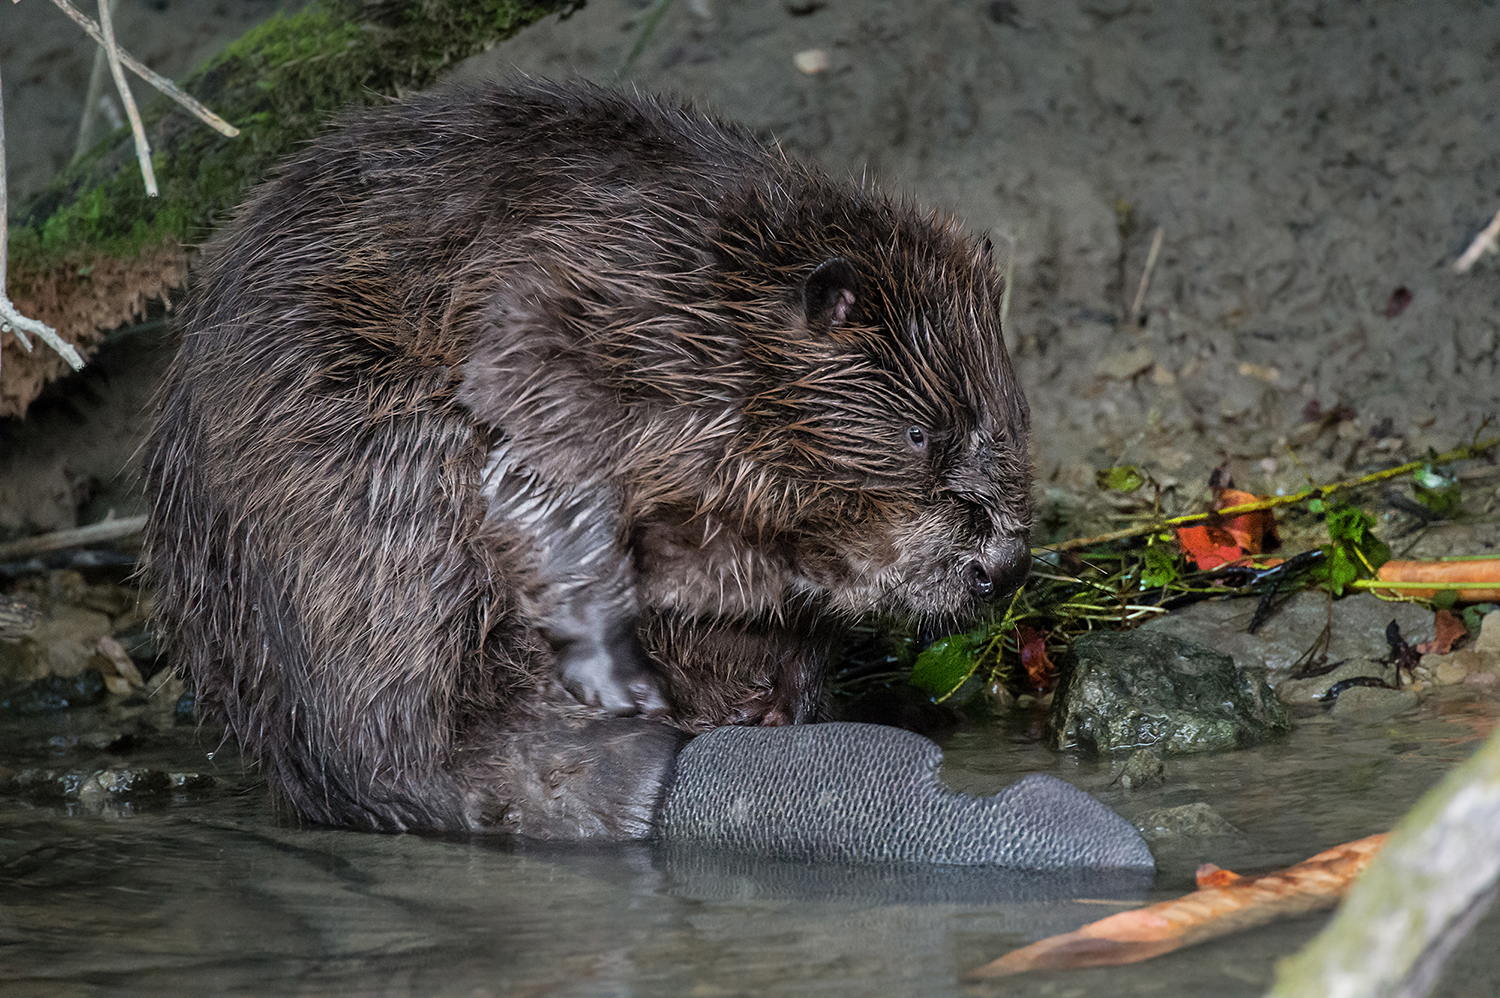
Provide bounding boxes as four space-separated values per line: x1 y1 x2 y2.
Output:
1137 802 1241 843
0 670 107 714
1047 630 1291 756
1329 686 1420 723
1116 748 1165 789
3 766 215 801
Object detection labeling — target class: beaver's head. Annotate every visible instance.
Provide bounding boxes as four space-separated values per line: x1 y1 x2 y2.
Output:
704 198 1033 626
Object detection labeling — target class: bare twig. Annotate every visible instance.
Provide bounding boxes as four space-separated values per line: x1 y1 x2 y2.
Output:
0 64 87 372
47 0 239 138
72 0 116 162
1453 206 1500 274
1046 434 1500 553
1128 225 1164 327
0 514 146 563
999 233 1016 330
97 0 156 197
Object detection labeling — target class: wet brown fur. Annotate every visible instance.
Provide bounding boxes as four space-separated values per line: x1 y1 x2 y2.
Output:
142 81 1031 835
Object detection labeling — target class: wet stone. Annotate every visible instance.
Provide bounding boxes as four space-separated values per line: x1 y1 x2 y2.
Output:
4 766 214 801
1474 611 1500 657
1330 686 1420 723
1139 591 1435 681
1047 630 1291 756
1117 748 1165 789
1137 802 1241 843
0 670 107 715
1276 658 1397 706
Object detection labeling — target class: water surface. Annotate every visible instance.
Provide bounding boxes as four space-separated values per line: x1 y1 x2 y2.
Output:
3 691 1497 997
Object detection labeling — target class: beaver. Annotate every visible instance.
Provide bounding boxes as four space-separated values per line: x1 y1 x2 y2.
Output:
141 80 1033 836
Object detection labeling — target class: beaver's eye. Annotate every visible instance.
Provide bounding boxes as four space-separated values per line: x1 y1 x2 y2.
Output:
906 425 928 451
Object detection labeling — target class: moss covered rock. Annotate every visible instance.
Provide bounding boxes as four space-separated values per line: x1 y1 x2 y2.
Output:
1047 630 1291 756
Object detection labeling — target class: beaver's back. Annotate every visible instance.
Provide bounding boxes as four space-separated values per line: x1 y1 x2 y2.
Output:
143 80 1031 832
142 83 821 829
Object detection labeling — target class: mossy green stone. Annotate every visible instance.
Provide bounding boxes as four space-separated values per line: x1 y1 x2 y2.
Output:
1047 630 1291 755
7 0 580 274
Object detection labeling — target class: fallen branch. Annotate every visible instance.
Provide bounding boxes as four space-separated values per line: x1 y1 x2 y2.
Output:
95 0 157 196
0 64 86 372
970 834 1387 977
1453 206 1500 274
47 0 239 138
1365 558 1500 603
0 514 146 563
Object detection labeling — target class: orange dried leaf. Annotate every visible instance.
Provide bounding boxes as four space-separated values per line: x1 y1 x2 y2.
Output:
1415 609 1469 655
970 833 1388 978
1175 489 1279 570
1175 523 1246 570
1194 863 1243 888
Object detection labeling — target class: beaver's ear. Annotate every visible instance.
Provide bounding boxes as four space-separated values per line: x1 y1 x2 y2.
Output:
803 257 858 329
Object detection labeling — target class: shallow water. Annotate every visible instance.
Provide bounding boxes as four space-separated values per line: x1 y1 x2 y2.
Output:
2 692 1497 998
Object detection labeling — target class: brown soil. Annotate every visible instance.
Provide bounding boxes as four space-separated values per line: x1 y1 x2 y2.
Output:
2 0 1498 550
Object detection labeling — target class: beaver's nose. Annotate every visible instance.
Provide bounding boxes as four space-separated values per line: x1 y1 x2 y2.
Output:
965 536 1031 602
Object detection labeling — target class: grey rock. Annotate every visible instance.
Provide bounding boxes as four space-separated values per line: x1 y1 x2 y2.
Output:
1117 749 1165 789
1276 657 1399 706
1137 803 1241 843
1048 630 1291 756
1330 686 1420 723
1140 591 1435 680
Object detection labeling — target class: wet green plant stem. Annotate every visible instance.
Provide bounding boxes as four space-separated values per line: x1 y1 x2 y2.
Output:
1048 434 1500 554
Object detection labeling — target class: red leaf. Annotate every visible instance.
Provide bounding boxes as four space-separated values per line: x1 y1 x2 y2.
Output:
1175 488 1280 570
1017 625 1055 692
1176 524 1246 570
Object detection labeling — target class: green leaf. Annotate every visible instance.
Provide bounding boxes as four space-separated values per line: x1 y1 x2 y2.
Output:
1141 540 1180 588
909 632 983 702
1307 497 1326 514
1463 604 1498 638
1319 504 1390 596
1096 465 1146 493
1413 466 1461 519
1325 545 1359 596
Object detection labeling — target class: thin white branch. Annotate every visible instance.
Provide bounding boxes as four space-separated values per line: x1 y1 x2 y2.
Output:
0 61 6 291
1129 225 1164 326
47 0 239 138
1453 206 1500 274
1 63 87 372
0 298 85 370
97 0 156 197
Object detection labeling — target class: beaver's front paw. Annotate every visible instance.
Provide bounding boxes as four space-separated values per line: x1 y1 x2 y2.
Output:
555 625 669 716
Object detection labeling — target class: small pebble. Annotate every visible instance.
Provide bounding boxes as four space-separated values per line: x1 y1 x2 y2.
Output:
1474 611 1500 656
793 48 830 74
1434 661 1469 686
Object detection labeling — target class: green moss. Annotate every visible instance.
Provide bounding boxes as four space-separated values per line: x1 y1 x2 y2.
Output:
7 0 578 277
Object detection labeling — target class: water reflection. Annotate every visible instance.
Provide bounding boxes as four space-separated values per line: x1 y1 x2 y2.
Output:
2 691 1498 996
